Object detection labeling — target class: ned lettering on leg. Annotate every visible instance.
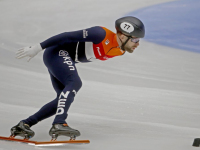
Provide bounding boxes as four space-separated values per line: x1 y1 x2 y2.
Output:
56 91 70 115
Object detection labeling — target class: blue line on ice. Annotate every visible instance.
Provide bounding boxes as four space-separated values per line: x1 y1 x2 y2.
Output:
127 0 200 53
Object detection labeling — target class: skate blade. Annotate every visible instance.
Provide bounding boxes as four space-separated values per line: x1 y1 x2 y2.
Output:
0 136 35 144
0 136 90 146
35 140 90 146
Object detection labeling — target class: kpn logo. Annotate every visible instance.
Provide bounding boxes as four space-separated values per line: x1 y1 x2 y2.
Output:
59 50 69 57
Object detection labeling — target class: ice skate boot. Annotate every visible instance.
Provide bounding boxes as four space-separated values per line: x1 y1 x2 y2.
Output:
49 124 80 141
10 121 35 139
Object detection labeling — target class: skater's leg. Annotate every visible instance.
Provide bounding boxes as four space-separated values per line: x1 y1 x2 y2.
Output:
23 72 65 127
43 48 82 125
22 98 58 127
52 73 82 124
48 70 65 97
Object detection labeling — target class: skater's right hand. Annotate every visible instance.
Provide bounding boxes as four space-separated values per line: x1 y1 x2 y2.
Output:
16 43 43 62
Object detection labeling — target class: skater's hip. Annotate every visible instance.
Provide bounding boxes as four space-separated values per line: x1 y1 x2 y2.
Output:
43 46 75 67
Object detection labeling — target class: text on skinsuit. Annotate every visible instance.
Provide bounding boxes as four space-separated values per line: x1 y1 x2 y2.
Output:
56 91 70 115
63 56 75 70
83 29 88 38
96 47 101 56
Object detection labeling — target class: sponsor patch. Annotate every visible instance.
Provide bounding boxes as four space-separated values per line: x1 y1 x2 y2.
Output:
105 39 110 45
59 50 69 56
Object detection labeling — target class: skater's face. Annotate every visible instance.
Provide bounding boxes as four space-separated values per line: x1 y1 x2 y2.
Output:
123 36 140 53
117 33 140 53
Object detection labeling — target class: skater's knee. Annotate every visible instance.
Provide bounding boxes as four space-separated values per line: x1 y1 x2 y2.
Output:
75 76 82 91
63 76 82 92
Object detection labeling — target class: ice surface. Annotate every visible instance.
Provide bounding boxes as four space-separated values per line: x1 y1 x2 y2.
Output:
0 0 200 150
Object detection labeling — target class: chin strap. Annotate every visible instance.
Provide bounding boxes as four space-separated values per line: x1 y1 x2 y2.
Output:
118 35 131 51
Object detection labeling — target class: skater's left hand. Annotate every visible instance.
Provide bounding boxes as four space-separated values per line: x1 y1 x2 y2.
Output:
16 43 43 62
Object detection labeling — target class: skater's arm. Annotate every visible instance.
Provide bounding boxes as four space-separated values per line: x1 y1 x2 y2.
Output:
40 26 106 49
15 27 106 62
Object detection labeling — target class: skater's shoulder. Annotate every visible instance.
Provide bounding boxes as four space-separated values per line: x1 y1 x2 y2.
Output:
87 26 106 36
